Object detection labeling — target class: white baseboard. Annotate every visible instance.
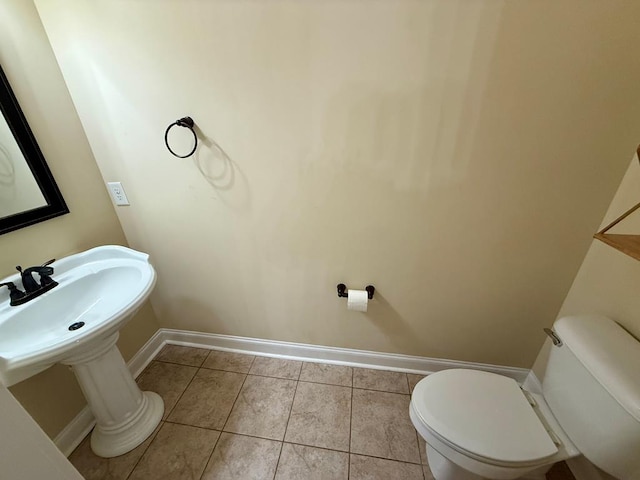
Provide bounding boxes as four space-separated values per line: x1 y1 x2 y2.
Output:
161 329 530 383
54 328 530 457
52 407 95 458
127 329 166 379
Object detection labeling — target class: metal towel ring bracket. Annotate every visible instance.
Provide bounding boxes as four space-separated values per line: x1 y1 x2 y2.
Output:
165 116 197 158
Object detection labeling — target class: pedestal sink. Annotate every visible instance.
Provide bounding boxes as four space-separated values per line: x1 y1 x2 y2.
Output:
0 245 163 457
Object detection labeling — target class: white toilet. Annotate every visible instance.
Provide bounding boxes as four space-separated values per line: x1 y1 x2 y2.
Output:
410 315 640 480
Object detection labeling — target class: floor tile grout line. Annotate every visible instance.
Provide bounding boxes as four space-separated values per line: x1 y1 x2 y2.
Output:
155 344 210 368
162 423 267 442
153 358 205 369
202 350 256 372
415 428 426 480
248 357 303 380
273 378 300 478
119 427 426 480
125 353 202 479
219 356 255 433
77 408 424 480
155 384 423 463
296 378 353 390
203 347 214 367
197 424 223 480
293 359 302 381
349 451 424 467
281 440 350 455
163 364 201 421
204 365 350 386
348 385 353 479
272 441 285 480
272 442 429 470
155 357 411 392
74 351 548 479
407 374 425 479
282 378 300 442
118 353 417 477
198 354 255 480
160 420 234 435
289 377 352 388
348 364 354 479
161 419 360 456
161 422 348 456
156 357 254 376
352 385 411 395
123 421 164 480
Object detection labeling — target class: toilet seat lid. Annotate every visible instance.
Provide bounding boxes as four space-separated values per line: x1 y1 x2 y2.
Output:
412 369 558 464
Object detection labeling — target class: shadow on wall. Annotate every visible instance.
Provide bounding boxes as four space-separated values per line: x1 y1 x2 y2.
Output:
193 125 252 213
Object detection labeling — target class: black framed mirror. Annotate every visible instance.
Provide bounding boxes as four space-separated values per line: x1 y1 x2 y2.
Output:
0 64 68 235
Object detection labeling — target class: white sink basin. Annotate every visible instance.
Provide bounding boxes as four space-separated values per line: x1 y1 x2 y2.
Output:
0 245 163 457
0 245 156 387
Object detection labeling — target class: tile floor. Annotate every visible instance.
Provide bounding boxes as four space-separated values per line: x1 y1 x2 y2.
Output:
69 345 576 480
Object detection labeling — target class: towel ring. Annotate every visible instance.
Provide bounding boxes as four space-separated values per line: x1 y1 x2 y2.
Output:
165 116 197 158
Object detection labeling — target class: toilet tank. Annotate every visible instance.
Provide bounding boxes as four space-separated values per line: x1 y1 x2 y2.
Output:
542 315 640 480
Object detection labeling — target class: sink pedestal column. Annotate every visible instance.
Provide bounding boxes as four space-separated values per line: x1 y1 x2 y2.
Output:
62 332 164 458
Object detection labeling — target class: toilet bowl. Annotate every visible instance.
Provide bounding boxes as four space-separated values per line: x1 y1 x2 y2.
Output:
410 369 578 480
409 315 640 480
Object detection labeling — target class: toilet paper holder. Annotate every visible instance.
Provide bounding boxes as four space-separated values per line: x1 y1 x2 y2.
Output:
337 284 375 300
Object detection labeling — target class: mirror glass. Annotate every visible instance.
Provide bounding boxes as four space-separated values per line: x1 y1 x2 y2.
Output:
0 65 68 234
0 114 47 217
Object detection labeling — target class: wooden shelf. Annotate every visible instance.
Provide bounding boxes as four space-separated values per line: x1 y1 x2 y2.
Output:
593 145 640 261
594 233 640 261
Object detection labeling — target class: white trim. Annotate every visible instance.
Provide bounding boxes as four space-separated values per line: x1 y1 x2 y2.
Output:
522 370 543 394
54 328 531 457
53 407 95 458
127 329 166 379
161 328 530 383
53 330 165 457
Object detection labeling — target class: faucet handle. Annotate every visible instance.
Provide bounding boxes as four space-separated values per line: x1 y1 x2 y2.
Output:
36 260 56 287
15 265 39 293
0 281 27 304
16 260 55 272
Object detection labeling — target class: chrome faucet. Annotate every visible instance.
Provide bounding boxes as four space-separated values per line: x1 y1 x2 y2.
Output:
1 259 58 306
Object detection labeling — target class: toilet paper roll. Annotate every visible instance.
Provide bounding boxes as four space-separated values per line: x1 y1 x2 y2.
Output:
347 289 368 312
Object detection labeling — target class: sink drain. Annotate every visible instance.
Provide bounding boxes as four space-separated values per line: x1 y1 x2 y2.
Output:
68 321 85 331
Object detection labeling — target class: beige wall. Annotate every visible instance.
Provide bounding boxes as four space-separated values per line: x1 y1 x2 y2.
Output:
0 0 159 438
532 151 640 379
36 0 640 368
559 153 640 335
